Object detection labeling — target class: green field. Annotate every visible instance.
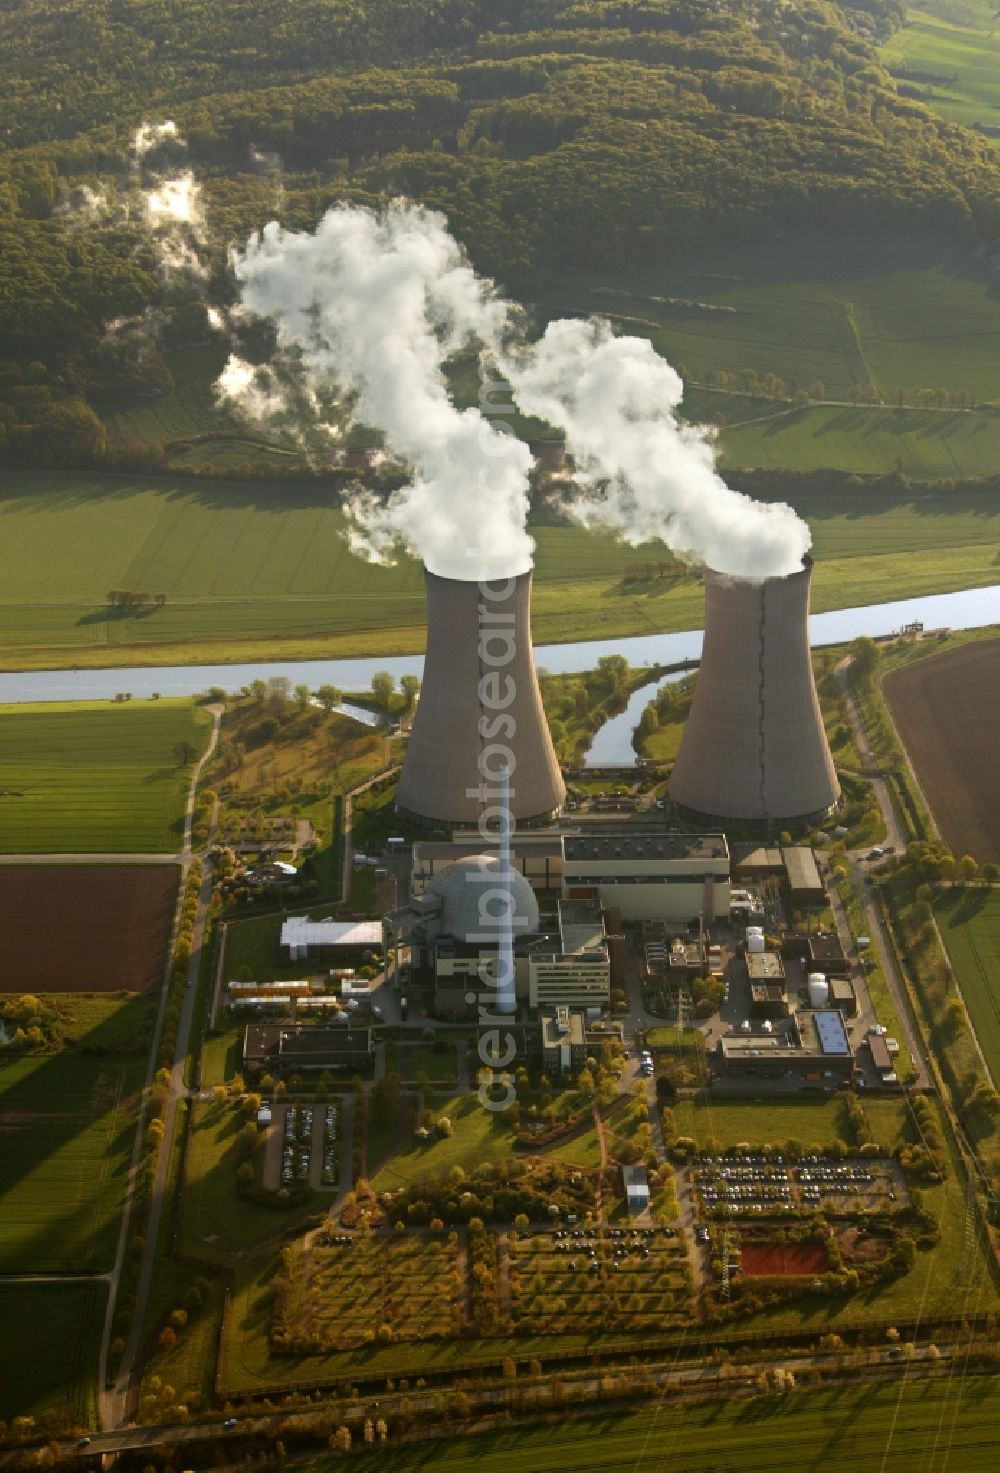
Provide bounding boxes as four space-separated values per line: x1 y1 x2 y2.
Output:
546 229 1000 402
292 1377 1000 1473
935 889 1000 1086
720 405 1000 477
371 1095 516 1191
881 0 1000 132
0 1054 142 1273
0 698 211 852
3 476 1000 669
0 1282 105 1427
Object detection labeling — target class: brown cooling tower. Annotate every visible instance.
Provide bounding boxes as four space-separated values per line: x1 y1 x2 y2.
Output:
395 569 565 829
669 559 840 826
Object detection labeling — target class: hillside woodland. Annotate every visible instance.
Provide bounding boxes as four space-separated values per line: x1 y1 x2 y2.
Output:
2 0 1000 464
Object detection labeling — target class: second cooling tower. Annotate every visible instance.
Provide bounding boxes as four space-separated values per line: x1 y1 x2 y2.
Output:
670 559 839 826
395 569 565 829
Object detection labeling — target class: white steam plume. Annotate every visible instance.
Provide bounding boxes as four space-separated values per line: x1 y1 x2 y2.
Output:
503 318 810 579
223 203 534 581
132 121 180 159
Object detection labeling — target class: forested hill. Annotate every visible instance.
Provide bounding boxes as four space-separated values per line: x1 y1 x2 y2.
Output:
3 0 1000 462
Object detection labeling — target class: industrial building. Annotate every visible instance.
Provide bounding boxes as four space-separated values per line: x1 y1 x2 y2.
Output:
395 569 565 829
280 917 383 962
782 846 825 905
747 951 789 1019
716 1008 853 1082
243 1024 374 1075
562 831 730 922
670 559 841 827
523 899 611 1009
412 832 564 894
539 1005 587 1075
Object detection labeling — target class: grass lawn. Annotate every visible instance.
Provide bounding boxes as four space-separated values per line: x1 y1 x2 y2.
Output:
176 1100 307 1258
0 1054 143 1273
934 887 1000 1086
0 698 210 852
370 1095 516 1191
670 1097 854 1151
4 475 1000 670
880 0 1000 131
0 1282 105 1427
292 1377 1000 1473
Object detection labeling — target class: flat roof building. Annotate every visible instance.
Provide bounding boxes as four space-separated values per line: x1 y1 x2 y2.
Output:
243 1024 374 1074
540 1005 587 1075
280 918 383 961
782 846 825 904
562 831 730 923
716 1009 853 1081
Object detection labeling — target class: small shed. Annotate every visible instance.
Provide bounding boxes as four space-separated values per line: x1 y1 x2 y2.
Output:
622 1164 650 1217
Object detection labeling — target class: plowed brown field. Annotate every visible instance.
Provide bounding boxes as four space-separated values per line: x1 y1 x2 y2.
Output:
884 639 1000 862
0 865 178 991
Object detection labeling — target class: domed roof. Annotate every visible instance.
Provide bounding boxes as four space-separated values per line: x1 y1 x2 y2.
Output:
427 855 539 944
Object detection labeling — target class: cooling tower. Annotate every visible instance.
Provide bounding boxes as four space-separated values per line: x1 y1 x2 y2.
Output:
395 569 565 829
669 558 840 827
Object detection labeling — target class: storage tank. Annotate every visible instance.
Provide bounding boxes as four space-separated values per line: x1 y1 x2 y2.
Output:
395 569 565 829
670 558 840 826
807 973 830 1008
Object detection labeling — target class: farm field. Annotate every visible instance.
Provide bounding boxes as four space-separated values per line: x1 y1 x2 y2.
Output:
3 475 1000 668
0 1282 105 1427
884 639 1000 861
544 229 1000 402
0 1054 142 1273
934 889 1000 1086
293 1377 1000 1473
881 0 1000 132
718 404 1000 477
0 698 210 852
0 865 178 991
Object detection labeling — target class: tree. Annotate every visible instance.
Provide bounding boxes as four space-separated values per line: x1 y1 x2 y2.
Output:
329 1427 351 1453
371 670 395 707
294 683 311 708
400 673 421 710
849 636 879 683
158 1326 177 1350
173 739 196 766
959 854 979 885
315 684 342 712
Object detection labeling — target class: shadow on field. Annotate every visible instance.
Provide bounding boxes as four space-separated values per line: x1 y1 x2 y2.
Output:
0 992 158 1274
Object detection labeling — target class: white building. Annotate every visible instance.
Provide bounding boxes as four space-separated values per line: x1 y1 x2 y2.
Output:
562 832 730 923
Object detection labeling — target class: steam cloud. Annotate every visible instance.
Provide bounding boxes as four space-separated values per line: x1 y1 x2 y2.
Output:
502 320 811 578
220 201 810 581
221 204 534 580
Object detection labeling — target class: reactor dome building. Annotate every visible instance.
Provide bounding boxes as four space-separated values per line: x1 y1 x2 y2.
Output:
669 557 840 828
395 569 565 830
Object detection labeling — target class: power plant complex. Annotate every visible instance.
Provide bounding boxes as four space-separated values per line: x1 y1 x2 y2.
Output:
669 558 840 827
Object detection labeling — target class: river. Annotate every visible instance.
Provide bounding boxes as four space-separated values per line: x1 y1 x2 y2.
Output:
2 582 999 763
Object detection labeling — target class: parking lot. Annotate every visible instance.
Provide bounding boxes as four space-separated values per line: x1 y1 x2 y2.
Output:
263 1103 340 1191
690 1155 906 1218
